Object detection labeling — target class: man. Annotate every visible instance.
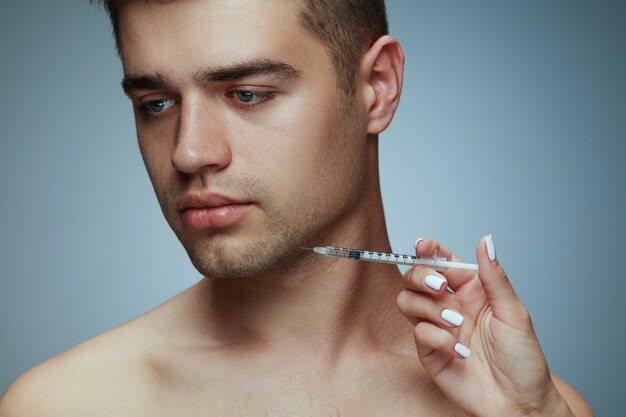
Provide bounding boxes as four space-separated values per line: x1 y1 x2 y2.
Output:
0 1 594 415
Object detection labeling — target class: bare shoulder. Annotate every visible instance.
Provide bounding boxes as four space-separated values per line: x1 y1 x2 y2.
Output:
552 373 596 417
0 307 171 417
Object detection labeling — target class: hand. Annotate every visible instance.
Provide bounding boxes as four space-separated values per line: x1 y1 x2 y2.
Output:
396 236 574 417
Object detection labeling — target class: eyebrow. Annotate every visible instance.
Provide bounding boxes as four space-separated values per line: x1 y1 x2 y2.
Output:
121 59 301 96
196 59 301 82
121 73 169 96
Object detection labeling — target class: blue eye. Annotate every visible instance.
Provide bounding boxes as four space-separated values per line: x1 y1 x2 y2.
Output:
236 91 257 102
232 90 274 106
144 98 175 114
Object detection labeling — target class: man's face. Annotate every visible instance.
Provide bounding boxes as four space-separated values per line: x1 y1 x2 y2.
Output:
119 0 371 279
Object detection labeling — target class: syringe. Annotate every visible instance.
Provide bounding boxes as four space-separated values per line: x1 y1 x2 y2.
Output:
302 246 478 273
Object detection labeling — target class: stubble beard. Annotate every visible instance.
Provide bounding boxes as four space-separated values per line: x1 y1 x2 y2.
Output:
157 175 323 281
186 198 321 280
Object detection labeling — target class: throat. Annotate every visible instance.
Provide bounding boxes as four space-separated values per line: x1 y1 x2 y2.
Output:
195 257 407 360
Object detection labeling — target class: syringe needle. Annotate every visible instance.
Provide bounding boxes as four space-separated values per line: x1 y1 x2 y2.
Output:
303 245 478 272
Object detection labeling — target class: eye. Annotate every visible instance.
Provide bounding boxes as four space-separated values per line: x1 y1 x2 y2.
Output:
143 98 176 114
231 90 275 106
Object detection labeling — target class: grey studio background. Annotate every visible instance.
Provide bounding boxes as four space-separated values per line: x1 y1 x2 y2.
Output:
1 0 624 415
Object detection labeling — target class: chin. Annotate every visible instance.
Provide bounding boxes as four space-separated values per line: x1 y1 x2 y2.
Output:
183 231 304 280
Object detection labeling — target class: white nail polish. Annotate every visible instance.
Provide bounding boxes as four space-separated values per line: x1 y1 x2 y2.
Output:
425 274 446 291
414 238 424 249
454 343 471 359
442 309 464 327
485 234 497 261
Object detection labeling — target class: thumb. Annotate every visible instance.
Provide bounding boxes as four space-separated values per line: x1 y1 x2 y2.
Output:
477 234 530 328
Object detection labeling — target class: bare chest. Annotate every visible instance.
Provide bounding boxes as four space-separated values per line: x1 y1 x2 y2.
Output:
145 357 469 417
160 392 468 417
150 386 469 417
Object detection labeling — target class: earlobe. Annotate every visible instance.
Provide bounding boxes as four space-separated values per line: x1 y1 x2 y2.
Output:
360 36 405 135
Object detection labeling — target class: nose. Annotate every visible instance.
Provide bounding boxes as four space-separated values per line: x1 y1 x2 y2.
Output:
171 95 232 174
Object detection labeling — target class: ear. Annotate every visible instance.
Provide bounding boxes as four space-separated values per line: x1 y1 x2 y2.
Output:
359 35 405 135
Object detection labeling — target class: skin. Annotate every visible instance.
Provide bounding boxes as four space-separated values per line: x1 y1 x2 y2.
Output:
0 1 595 416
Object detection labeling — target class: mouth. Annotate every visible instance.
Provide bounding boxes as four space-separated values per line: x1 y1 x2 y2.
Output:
179 193 254 230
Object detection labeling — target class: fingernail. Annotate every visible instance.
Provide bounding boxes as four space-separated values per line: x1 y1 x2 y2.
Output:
485 234 497 261
442 309 464 327
425 274 446 291
454 342 471 359
414 238 424 249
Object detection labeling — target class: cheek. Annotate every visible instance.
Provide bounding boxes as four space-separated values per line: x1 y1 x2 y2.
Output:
244 98 364 217
256 104 336 183
136 118 178 191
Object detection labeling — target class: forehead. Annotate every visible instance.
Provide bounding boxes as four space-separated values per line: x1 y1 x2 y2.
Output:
117 0 323 76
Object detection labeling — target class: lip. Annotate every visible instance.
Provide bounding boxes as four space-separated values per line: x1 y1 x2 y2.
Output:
179 193 253 230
